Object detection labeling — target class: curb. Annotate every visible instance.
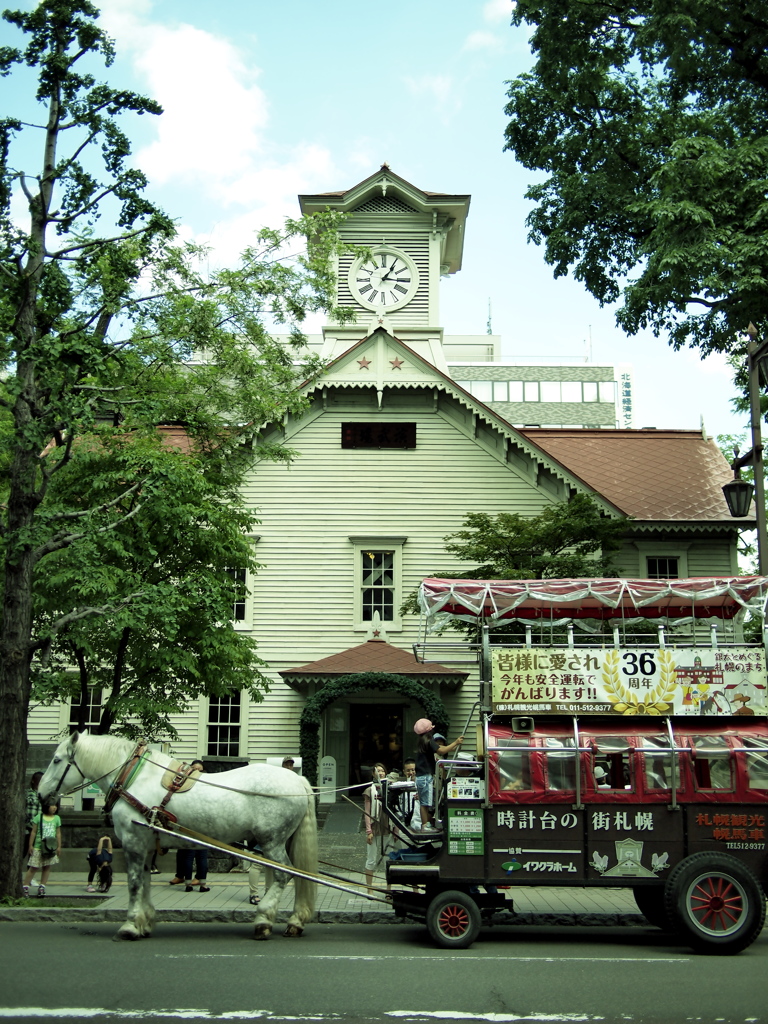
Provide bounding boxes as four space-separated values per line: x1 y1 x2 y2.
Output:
0 906 648 927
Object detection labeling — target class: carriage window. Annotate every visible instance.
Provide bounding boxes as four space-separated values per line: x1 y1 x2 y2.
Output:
594 736 633 791
642 735 682 790
207 693 241 757
496 744 531 792
544 737 577 791
691 735 733 791
743 737 768 789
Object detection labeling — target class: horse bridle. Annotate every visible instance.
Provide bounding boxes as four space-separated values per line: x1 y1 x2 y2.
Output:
46 747 87 800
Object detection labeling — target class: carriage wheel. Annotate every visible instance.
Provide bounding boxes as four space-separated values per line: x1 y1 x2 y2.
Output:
633 885 670 930
664 853 765 955
426 890 481 949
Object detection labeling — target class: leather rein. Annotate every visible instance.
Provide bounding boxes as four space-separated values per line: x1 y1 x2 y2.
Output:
104 743 200 831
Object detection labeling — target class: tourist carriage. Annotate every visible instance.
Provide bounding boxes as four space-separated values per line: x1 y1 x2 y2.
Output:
381 576 768 954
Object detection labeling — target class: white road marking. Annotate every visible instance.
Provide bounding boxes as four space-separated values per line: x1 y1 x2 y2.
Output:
0 1013 327 1021
388 1015 602 1022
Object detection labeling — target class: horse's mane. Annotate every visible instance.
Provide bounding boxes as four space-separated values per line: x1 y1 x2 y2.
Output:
75 732 136 772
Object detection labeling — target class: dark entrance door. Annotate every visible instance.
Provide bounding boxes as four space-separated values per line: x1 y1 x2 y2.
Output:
350 704 406 786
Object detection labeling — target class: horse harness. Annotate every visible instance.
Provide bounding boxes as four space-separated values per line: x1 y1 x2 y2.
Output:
105 742 203 832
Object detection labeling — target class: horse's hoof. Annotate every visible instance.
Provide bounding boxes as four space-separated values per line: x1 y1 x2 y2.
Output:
283 924 304 937
253 924 272 941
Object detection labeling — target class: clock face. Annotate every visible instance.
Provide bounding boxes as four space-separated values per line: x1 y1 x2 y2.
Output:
348 248 419 311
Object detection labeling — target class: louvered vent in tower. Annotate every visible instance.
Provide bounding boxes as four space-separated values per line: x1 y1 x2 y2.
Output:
353 196 416 214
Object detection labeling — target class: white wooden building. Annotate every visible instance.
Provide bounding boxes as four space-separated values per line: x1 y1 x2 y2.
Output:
27 168 750 790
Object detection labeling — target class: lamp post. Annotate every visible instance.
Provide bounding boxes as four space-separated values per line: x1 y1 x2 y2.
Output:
722 323 768 574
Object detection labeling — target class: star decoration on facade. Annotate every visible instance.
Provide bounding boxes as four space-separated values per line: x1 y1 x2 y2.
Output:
390 357 404 370
357 357 371 370
371 628 381 637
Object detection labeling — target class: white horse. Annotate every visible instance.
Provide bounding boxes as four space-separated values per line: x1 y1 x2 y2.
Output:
39 732 317 942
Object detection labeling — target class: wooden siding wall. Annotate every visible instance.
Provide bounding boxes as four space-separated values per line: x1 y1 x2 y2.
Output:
239 397 556 764
617 537 737 578
26 385 741 773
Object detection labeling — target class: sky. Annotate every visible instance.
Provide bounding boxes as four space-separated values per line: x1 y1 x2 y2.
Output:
2 0 749 442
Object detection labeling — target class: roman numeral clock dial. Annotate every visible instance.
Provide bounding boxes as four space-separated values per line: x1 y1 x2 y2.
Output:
348 247 419 311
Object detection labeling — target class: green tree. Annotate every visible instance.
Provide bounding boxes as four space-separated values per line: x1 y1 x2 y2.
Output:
504 0 768 356
31 432 267 738
0 0 348 900
441 494 626 580
402 494 626 621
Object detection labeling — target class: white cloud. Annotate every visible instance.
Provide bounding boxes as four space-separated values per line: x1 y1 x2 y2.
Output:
136 25 268 186
483 0 515 23
463 30 502 51
94 0 343 255
403 74 458 119
98 1 269 188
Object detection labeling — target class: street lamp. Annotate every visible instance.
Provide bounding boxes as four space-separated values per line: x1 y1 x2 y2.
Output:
722 323 768 574
722 457 754 518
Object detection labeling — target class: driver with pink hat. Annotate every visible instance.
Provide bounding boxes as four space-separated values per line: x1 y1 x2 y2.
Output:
413 718 464 831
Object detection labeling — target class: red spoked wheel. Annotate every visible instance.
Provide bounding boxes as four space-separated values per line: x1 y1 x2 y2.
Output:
426 890 481 949
664 853 765 954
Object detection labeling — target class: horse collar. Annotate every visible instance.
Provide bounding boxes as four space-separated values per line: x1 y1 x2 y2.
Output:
104 741 149 814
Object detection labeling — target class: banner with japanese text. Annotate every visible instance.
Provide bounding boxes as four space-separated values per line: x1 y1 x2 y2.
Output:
491 646 767 716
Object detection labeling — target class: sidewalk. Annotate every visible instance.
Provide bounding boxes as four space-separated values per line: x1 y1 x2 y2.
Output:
3 803 646 927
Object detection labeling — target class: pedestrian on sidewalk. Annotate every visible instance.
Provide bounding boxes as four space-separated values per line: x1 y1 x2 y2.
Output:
86 835 113 892
177 847 210 892
167 760 210 892
364 763 396 894
23 771 43 855
23 801 61 898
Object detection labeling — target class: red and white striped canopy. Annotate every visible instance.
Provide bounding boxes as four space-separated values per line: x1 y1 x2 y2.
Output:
418 577 768 624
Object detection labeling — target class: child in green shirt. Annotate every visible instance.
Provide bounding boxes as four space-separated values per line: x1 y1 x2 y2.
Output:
23 801 62 898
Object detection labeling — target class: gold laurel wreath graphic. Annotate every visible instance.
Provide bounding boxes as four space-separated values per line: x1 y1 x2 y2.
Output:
601 649 677 715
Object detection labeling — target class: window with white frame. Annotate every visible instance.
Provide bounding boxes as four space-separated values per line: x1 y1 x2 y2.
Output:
635 542 688 580
207 693 241 757
455 378 616 407
646 556 680 579
350 536 406 630
69 687 102 732
226 566 248 623
599 381 615 403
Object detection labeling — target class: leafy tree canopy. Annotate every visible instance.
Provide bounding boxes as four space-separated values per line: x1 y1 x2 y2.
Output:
29 431 268 739
442 494 626 580
504 0 768 356
402 494 626 622
0 0 350 897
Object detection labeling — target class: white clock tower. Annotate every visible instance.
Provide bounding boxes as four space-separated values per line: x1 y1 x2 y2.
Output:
299 166 470 369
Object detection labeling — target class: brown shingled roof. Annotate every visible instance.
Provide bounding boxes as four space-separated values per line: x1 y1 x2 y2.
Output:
517 428 748 523
280 639 467 680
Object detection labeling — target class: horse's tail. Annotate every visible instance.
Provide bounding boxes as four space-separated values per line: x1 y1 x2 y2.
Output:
287 776 318 920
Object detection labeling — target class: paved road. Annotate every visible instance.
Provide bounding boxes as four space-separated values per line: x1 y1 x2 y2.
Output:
1 920 766 1023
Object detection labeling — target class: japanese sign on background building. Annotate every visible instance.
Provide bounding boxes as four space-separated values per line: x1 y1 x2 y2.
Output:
492 646 767 716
